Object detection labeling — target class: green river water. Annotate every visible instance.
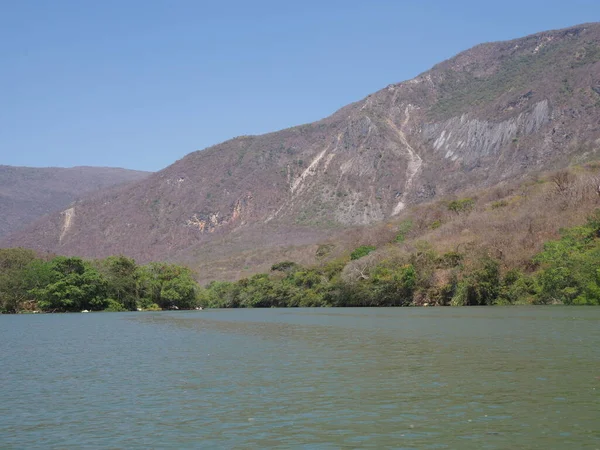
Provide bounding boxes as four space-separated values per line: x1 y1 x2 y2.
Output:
0 307 598 449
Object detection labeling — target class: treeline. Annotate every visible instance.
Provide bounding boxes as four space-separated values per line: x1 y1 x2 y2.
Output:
0 253 200 313
3 209 600 313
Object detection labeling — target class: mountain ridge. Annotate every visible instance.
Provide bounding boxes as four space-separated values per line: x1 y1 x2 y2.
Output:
4 23 600 276
0 165 150 238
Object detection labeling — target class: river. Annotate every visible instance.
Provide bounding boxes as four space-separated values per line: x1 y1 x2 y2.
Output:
1 307 598 449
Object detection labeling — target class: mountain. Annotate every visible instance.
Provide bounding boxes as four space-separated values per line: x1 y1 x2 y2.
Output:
4 23 600 276
0 166 150 238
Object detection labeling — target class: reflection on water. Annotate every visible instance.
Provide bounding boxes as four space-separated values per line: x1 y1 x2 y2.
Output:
1 307 599 449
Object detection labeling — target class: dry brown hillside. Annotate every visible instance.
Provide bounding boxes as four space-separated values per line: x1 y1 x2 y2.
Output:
4 23 600 279
188 163 600 283
0 166 150 238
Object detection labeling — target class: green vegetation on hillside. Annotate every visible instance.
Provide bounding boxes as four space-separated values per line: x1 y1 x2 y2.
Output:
200 209 600 308
350 245 377 260
429 37 580 119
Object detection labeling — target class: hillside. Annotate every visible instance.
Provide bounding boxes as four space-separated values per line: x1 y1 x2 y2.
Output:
0 166 150 238
3 23 600 276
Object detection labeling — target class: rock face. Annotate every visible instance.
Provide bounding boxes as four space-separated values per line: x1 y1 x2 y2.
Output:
4 23 600 265
0 166 150 239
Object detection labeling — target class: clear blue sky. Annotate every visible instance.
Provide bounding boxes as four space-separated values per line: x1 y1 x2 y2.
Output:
1 0 598 172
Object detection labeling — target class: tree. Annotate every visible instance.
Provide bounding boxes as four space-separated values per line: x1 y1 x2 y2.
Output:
451 256 500 306
237 274 277 307
204 280 240 308
100 256 140 310
369 264 417 306
32 256 108 312
0 248 38 313
140 262 200 309
533 216 600 305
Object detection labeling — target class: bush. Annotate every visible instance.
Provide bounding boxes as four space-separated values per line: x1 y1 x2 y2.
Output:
394 220 413 243
430 220 442 230
448 198 475 214
350 245 377 260
316 244 334 258
271 261 300 273
104 299 127 312
145 303 162 311
438 252 463 269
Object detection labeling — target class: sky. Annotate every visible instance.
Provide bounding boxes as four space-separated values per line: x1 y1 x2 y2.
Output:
1 0 599 172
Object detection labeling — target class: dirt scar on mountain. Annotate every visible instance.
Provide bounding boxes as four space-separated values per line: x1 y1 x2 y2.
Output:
59 207 75 242
388 104 423 215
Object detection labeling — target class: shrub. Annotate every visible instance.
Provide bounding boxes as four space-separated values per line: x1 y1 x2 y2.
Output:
438 251 463 268
316 244 334 258
350 245 377 260
271 261 300 273
145 303 162 311
394 219 413 243
104 299 127 312
430 220 442 230
448 198 475 214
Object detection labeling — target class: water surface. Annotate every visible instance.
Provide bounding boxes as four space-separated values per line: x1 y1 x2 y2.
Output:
1 307 599 448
